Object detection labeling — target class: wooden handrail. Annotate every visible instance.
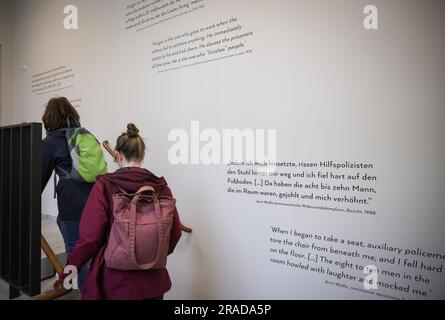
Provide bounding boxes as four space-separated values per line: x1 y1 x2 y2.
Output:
33 235 71 300
33 287 71 300
180 224 193 233
102 140 117 159
102 140 192 234
41 235 63 273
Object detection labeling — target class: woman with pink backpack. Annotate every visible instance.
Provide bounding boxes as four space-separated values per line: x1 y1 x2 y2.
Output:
55 123 182 300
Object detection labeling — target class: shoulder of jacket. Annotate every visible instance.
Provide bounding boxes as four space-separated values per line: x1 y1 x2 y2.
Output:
95 174 117 191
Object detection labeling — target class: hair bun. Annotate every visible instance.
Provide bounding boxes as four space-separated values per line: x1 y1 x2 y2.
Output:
127 123 139 138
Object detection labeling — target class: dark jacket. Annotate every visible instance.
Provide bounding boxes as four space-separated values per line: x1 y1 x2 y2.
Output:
66 167 182 300
41 123 94 220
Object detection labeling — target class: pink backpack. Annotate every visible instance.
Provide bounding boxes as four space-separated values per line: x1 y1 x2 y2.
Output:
104 185 175 270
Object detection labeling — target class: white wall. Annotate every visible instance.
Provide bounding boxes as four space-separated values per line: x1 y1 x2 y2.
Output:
0 0 14 125
8 0 445 299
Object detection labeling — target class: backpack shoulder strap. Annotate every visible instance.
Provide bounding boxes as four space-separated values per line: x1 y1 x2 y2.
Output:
53 170 57 199
96 177 119 243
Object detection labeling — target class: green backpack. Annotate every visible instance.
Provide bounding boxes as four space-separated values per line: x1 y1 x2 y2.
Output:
56 120 108 185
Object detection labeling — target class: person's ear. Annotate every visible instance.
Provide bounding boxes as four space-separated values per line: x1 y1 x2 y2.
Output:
116 152 124 165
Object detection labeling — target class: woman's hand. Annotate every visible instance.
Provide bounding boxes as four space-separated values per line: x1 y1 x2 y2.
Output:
53 278 63 291
53 272 67 291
